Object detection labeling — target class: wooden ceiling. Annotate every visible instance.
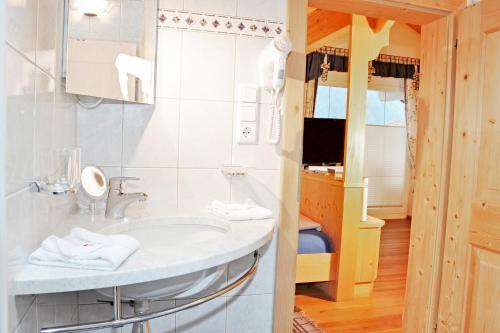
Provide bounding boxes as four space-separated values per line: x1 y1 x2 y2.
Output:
308 0 463 26
307 9 351 46
307 8 421 46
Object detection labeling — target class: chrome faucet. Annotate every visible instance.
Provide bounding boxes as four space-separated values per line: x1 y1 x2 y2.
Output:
105 177 148 219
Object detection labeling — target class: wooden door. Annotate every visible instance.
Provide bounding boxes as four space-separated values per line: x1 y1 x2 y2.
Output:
437 1 500 332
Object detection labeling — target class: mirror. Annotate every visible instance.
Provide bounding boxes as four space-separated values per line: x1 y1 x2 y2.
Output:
80 166 108 201
65 0 157 104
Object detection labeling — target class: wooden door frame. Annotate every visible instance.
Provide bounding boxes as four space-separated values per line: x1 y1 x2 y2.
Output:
274 1 457 332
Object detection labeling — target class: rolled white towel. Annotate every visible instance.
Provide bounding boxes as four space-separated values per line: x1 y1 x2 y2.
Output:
208 200 273 221
29 227 139 271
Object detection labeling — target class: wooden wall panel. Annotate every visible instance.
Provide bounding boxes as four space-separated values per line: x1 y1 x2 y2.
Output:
300 174 344 250
403 15 455 333
273 0 307 332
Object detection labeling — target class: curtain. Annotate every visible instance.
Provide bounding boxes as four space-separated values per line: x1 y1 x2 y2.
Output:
304 52 349 118
304 52 323 118
304 80 318 118
404 77 419 212
372 61 415 79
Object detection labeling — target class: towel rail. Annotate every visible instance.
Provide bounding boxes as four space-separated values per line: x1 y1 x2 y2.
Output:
40 251 260 333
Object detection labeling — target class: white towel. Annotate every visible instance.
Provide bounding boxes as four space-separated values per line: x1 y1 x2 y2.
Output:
29 228 139 271
208 200 273 221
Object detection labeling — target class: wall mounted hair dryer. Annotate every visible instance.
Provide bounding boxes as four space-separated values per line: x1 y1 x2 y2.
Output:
258 33 292 145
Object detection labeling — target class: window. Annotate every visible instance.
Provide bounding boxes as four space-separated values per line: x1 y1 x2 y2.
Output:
313 83 409 210
313 86 347 120
314 86 406 127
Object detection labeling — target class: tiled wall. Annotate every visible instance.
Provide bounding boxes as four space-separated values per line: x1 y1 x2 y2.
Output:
8 0 286 332
75 0 285 332
5 0 78 332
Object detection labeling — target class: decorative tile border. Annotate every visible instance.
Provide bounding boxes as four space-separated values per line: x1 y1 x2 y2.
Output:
158 9 284 39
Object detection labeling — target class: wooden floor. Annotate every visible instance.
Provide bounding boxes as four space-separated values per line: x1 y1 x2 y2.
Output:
295 218 411 333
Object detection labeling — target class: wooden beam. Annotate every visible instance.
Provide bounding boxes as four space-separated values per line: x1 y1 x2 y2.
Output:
273 0 307 332
309 0 445 25
307 9 351 45
408 23 422 34
370 0 462 12
335 15 394 301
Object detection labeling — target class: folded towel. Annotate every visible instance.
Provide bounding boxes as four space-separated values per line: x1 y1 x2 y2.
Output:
208 200 273 221
29 227 139 271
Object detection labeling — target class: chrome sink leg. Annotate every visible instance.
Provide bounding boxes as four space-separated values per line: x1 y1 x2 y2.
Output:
131 300 151 333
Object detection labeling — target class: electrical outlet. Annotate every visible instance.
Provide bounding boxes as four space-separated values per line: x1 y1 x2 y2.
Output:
237 122 257 144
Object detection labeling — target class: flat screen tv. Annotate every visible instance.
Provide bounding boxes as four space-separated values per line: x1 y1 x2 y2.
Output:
302 118 346 165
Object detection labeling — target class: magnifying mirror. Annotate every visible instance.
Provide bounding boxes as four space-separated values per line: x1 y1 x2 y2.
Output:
80 166 107 212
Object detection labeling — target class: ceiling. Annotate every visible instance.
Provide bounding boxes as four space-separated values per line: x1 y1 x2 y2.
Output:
307 8 421 46
308 0 464 26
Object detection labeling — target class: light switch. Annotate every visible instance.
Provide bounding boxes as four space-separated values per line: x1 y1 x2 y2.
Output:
237 84 259 145
238 84 258 103
239 103 257 122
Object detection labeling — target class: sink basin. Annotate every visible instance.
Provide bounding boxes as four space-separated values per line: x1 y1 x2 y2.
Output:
12 212 274 297
97 218 229 300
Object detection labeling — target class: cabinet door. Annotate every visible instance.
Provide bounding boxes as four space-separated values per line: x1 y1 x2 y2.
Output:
438 1 500 332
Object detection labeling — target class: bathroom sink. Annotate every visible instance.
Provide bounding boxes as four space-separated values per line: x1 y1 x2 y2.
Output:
96 218 229 300
101 218 229 251
11 212 274 296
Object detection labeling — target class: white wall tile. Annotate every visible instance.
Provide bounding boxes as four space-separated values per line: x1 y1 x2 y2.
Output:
237 0 286 22
232 105 282 170
77 103 123 166
184 0 237 15
6 0 38 62
159 0 184 10
5 46 35 195
37 300 79 330
179 100 233 168
6 190 34 268
6 189 65 268
226 235 277 296
234 37 273 104
230 169 281 217
123 99 179 168
53 83 77 150
121 300 176 333
122 168 178 210
78 303 120 333
34 69 55 156
180 32 235 101
178 169 230 209
8 296 35 333
156 30 182 99
36 0 58 77
226 294 274 333
175 297 226 333
13 300 37 333
37 293 78 306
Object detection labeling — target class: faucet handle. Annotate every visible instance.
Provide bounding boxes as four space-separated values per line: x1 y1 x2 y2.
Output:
109 177 140 192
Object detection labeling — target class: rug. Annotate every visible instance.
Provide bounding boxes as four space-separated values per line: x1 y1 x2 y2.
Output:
293 307 326 333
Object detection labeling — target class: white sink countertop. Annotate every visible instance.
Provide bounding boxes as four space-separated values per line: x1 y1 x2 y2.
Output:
10 209 275 295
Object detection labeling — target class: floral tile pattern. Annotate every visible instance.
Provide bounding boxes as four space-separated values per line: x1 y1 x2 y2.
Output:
158 9 284 39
